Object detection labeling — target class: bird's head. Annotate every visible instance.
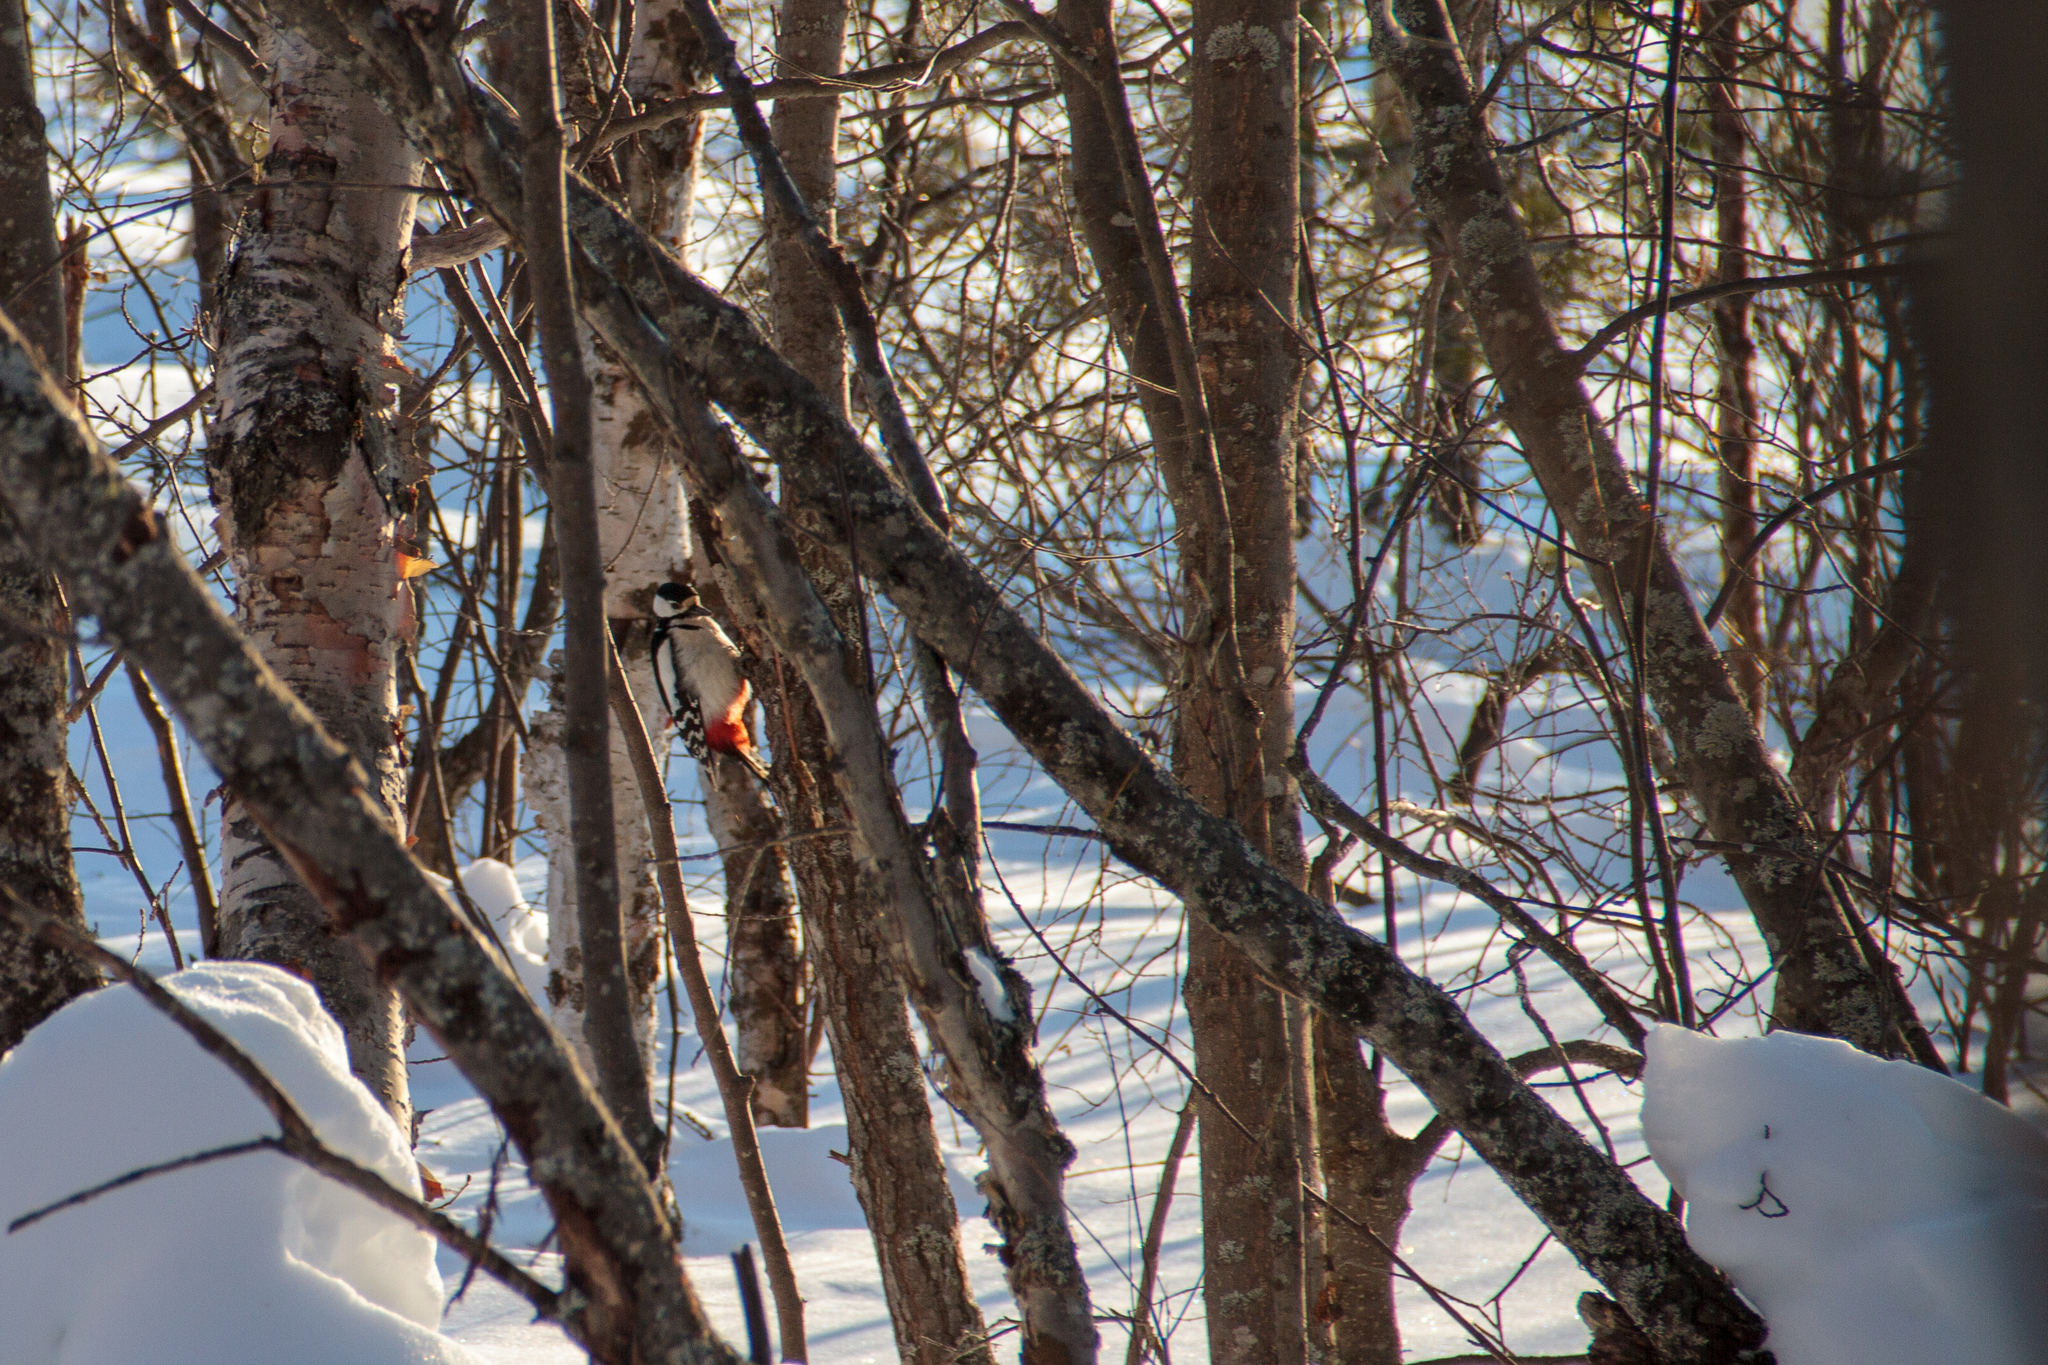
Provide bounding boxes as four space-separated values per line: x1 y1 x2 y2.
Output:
652 582 703 622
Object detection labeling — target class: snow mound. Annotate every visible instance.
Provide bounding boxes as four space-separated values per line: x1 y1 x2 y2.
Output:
460 858 550 1006
1641 1024 2048 1365
0 962 479 1365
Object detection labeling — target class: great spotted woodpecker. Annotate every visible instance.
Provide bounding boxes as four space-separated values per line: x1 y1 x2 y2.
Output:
650 583 771 781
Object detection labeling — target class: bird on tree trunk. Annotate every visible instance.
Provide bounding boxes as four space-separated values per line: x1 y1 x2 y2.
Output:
650 583 771 781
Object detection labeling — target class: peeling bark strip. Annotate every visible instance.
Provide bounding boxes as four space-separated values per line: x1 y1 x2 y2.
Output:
1368 0 1924 1058
233 9 1761 1356
0 0 97 1052
0 323 740 1365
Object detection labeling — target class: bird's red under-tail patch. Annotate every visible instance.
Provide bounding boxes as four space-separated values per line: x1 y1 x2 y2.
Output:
705 716 752 755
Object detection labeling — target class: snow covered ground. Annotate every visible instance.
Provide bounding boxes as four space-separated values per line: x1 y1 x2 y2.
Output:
0 963 473 1365
36 837 1727 1364
32 531 2045 1363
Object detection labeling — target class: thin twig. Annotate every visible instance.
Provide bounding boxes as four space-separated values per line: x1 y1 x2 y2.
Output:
1122 1101 1193 1365
605 638 808 1361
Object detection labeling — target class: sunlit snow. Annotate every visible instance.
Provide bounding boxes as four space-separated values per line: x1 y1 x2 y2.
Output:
1643 1025 2048 1365
0 963 476 1365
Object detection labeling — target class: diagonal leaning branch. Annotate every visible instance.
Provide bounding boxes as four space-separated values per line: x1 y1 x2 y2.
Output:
0 315 738 1365
258 4 1762 1356
1367 0 1932 1062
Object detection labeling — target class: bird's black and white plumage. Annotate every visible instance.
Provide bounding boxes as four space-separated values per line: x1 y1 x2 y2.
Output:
650 583 770 780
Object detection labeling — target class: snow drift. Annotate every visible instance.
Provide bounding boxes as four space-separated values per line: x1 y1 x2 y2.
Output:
0 962 478 1365
1642 1023 2048 1365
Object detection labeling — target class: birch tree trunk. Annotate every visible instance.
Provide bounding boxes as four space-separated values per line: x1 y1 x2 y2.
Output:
528 0 705 1075
206 25 421 1124
0 0 97 1052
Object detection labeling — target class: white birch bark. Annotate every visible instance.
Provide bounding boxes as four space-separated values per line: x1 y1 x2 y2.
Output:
206 26 422 1126
526 653 670 1072
529 0 703 1067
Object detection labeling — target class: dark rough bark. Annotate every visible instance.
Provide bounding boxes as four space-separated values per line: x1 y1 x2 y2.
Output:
1700 0 1764 725
0 6 64 375
0 0 96 1053
1370 0 1924 1059
239 13 1764 1355
0 316 740 1365
516 0 660 1173
1179 0 1312 1358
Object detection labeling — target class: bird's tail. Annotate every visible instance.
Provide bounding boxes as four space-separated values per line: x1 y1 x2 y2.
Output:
737 748 771 783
